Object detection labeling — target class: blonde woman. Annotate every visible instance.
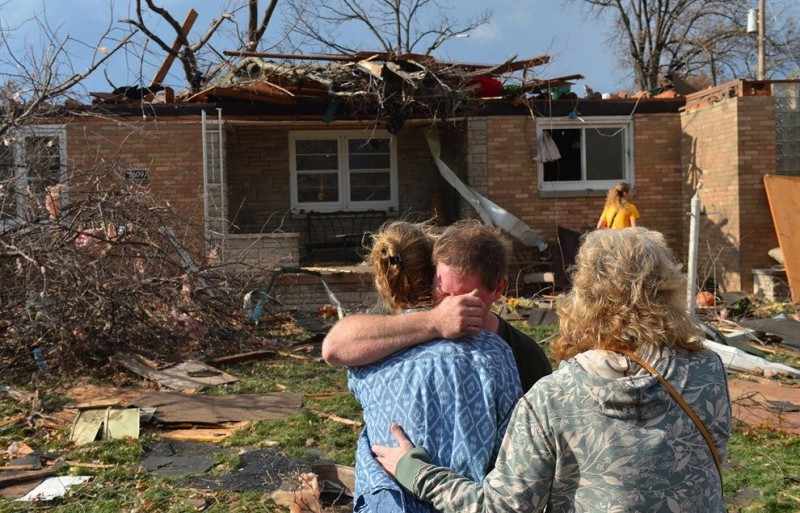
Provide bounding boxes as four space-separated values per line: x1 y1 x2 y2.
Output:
349 220 521 513
597 181 640 229
374 228 731 513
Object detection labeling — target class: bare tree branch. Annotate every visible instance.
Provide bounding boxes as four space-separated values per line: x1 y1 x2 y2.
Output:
571 0 800 90
283 0 490 56
120 0 234 92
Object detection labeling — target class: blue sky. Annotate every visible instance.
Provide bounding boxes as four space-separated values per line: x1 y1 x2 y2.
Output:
4 0 742 98
4 1 628 97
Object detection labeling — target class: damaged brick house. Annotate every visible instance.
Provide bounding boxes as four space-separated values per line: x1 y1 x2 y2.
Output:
5 50 798 305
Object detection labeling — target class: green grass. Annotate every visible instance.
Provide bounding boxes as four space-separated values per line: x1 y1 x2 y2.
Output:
2 326 799 512
725 421 800 512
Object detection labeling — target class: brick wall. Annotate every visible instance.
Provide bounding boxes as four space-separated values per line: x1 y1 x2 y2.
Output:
470 113 684 251
736 96 778 292
631 114 685 248
226 127 292 232
680 96 778 293
66 118 205 227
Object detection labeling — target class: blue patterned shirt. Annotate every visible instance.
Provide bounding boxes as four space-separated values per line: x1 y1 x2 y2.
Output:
349 330 521 513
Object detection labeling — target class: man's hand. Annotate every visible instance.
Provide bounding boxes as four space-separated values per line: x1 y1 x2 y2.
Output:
373 423 415 478
430 290 487 339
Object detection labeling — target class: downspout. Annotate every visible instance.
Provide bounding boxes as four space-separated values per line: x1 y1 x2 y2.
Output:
686 182 703 315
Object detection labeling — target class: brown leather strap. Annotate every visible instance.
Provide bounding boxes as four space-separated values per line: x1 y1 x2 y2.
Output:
618 349 723 485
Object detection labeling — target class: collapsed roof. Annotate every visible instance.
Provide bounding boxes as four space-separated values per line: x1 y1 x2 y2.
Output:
89 51 584 130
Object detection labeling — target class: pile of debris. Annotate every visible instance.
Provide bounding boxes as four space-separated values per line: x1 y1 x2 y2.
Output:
93 50 584 132
0 176 297 380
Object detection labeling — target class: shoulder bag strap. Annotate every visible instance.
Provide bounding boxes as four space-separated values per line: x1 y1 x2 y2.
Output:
618 349 723 485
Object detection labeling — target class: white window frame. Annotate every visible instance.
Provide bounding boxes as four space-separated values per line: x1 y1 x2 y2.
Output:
536 116 634 193
289 129 398 212
1 124 67 227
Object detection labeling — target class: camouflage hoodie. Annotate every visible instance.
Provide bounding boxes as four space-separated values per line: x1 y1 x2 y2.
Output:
396 346 731 513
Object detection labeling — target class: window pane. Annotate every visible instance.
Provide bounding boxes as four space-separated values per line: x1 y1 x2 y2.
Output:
296 139 337 154
297 172 339 203
296 154 338 170
543 129 581 182
585 128 624 181
350 171 391 201
25 136 60 194
295 139 338 170
349 138 390 170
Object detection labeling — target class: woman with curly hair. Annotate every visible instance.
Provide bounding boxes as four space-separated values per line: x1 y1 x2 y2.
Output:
597 181 640 229
350 220 521 513
374 227 731 513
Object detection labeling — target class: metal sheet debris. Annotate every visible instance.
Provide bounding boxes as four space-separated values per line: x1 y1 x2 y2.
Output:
740 317 800 349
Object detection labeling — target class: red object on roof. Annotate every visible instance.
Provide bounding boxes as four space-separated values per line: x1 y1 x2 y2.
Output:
470 76 503 97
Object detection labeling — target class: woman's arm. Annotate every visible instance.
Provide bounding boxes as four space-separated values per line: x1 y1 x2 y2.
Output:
597 206 609 229
374 398 555 513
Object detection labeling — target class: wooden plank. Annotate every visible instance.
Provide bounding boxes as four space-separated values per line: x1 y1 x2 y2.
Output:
151 9 198 87
206 349 277 366
763 174 800 303
0 467 55 488
438 54 550 73
159 421 250 443
224 50 360 62
185 85 297 104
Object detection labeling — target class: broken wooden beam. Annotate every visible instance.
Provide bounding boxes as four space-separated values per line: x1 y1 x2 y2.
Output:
151 9 198 88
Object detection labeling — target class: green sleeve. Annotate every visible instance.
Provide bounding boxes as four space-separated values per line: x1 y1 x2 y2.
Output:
395 446 432 492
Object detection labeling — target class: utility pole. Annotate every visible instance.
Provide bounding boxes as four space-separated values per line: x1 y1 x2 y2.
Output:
758 0 766 80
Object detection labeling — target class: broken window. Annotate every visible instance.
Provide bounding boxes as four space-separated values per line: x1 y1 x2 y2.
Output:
290 130 397 212
536 117 633 194
0 125 67 226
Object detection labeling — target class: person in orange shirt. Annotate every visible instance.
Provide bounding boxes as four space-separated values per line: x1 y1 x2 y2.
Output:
597 181 640 229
